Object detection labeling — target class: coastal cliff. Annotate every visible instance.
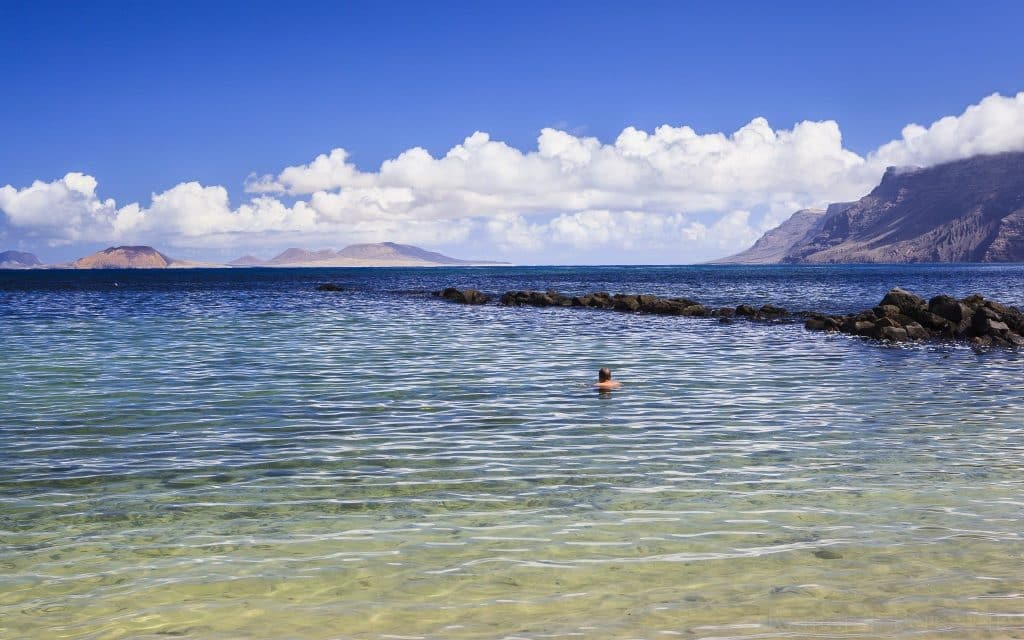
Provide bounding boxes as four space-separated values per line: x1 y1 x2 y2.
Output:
710 208 827 264
722 151 1024 264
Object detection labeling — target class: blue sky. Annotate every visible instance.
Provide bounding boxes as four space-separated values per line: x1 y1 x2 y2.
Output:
2 0 1023 263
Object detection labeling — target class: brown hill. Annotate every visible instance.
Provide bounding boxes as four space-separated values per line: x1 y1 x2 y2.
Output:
73 246 175 268
70 246 216 269
267 248 339 265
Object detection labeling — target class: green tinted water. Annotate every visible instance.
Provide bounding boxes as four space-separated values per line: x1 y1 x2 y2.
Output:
1 278 1023 638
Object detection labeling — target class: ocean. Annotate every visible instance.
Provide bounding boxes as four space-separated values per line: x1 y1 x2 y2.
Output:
1 264 1022 639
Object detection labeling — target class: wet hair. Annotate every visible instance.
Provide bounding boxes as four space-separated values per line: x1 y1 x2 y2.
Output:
598 367 612 382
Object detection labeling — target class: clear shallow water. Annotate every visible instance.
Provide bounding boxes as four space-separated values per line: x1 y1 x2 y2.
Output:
1 265 1023 639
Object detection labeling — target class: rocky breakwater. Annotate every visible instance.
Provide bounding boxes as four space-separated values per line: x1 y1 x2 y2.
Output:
500 289 712 316
436 285 1023 349
436 287 793 322
498 289 793 322
804 287 1024 347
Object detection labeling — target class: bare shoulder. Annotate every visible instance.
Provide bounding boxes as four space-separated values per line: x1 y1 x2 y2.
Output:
594 381 622 390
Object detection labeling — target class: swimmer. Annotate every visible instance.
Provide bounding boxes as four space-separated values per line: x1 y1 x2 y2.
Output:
594 367 621 390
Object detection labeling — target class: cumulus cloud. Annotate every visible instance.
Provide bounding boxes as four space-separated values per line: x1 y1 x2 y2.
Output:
3 92 1024 260
869 92 1024 169
248 119 870 214
247 148 374 195
0 173 122 244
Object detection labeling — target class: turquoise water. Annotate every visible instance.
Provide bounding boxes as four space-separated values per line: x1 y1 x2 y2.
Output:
1 266 1023 639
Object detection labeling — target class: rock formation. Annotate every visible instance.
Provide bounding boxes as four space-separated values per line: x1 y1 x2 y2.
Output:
436 286 1023 349
436 287 490 304
804 287 1024 347
437 287 790 321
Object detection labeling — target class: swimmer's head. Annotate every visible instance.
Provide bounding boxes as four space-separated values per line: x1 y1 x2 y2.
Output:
598 367 612 382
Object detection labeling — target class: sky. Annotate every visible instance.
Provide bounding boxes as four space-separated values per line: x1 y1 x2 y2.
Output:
2 0 1024 264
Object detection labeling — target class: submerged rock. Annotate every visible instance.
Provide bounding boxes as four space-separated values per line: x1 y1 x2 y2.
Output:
436 287 490 304
500 289 709 317
812 548 844 560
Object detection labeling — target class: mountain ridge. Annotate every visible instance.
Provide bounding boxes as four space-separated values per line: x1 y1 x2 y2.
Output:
709 209 826 264
234 242 509 267
719 151 1024 264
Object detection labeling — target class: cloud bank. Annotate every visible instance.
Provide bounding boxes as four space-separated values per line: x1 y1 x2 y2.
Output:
3 92 1024 261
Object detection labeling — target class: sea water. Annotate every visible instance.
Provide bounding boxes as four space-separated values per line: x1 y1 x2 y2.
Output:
1 265 1022 639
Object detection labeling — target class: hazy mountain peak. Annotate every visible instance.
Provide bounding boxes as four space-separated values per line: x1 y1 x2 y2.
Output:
248 242 508 267
709 209 827 264
0 250 42 268
228 255 268 266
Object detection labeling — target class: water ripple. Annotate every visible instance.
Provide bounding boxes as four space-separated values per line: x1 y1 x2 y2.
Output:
1 266 1023 638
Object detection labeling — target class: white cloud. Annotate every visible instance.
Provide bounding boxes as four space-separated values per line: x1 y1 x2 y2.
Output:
247 148 374 195
869 92 1024 169
251 118 869 214
486 214 545 252
4 91 1024 260
0 173 122 244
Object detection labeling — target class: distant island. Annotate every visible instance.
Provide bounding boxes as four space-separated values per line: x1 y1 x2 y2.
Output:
229 242 509 267
0 250 42 269
70 246 216 269
716 151 1024 264
0 242 509 269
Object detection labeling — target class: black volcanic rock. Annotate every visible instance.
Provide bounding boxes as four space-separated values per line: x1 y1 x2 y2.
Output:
784 152 1024 263
0 250 42 268
437 285 1022 349
436 287 490 304
804 287 1024 347
880 287 926 315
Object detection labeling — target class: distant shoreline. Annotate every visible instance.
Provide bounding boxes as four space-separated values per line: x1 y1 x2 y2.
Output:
4 261 1024 271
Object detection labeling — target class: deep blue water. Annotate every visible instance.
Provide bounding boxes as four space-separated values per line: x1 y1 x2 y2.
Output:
2 263 1022 314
